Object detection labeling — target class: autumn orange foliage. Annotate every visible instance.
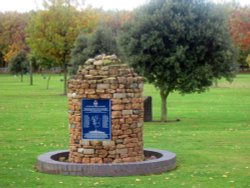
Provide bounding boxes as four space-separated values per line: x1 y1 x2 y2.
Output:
229 7 250 52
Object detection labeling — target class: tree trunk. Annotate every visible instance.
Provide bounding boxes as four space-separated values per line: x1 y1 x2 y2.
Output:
20 72 23 82
29 61 33 86
46 75 51 90
214 79 218 87
63 63 67 95
160 89 170 122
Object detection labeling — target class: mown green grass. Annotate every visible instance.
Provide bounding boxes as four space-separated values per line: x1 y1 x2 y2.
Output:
0 74 249 188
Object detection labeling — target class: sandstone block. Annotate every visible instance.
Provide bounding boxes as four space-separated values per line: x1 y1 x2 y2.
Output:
123 129 132 135
124 138 138 145
112 104 124 111
126 143 136 148
116 148 128 155
89 70 98 75
119 118 125 124
116 144 125 149
103 158 113 163
113 159 122 163
129 152 138 157
84 75 94 79
97 149 108 157
118 135 128 139
130 83 138 89
109 69 118 75
133 128 141 134
83 149 94 155
121 124 129 130
100 94 112 99
81 83 89 88
96 89 105 93
126 93 134 98
120 154 128 158
85 89 95 94
138 83 144 89
125 118 133 124
75 157 81 163
108 150 116 155
90 157 102 163
82 140 90 146
78 148 84 153
112 124 120 130
108 154 116 158
117 89 125 93
95 145 103 149
113 93 126 99
122 110 133 115
87 94 99 99
75 115 81 122
112 130 123 136
102 141 115 147
132 103 142 109
115 139 123 144
85 58 95 64
94 60 103 65
112 111 122 118
97 83 110 89
90 140 102 146
106 89 116 93
82 158 90 163
111 99 122 104
137 122 143 128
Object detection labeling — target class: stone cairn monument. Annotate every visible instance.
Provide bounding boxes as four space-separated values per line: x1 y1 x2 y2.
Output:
67 54 144 164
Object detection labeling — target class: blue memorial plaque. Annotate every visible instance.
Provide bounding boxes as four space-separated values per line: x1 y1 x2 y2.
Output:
81 99 111 140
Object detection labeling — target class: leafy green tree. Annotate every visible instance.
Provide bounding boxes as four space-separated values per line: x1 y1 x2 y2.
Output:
70 24 118 74
70 34 89 74
26 0 98 94
88 25 118 57
118 0 237 122
8 50 28 82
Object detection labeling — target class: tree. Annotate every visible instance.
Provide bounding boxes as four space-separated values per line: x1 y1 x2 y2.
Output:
229 7 250 52
228 6 250 68
8 50 28 82
118 0 237 122
246 54 250 67
26 0 98 94
99 10 134 35
69 34 89 74
88 25 118 57
0 52 4 67
38 57 56 90
70 24 118 74
28 55 37 86
0 12 29 66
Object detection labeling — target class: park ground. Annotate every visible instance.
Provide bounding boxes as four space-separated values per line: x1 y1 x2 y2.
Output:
0 74 249 188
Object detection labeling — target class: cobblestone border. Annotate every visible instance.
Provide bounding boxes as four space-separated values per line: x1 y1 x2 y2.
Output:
36 149 176 176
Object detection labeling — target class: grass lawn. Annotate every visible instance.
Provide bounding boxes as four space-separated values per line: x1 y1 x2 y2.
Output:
0 73 249 188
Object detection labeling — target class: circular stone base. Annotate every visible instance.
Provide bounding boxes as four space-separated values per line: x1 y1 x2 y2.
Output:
36 149 176 176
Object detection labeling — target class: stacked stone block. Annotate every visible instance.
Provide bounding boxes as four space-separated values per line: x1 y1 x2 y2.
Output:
67 54 144 163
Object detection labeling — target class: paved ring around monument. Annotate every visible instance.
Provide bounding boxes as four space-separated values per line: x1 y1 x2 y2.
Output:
36 148 176 176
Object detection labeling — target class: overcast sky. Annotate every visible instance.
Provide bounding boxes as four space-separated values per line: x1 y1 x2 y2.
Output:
0 0 249 12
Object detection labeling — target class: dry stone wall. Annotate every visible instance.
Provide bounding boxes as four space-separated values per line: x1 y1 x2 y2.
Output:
67 54 144 163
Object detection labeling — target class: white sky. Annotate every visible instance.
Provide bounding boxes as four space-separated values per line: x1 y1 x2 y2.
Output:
0 0 249 12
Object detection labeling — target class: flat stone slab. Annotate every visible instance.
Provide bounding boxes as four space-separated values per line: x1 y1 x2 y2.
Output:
36 148 176 176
